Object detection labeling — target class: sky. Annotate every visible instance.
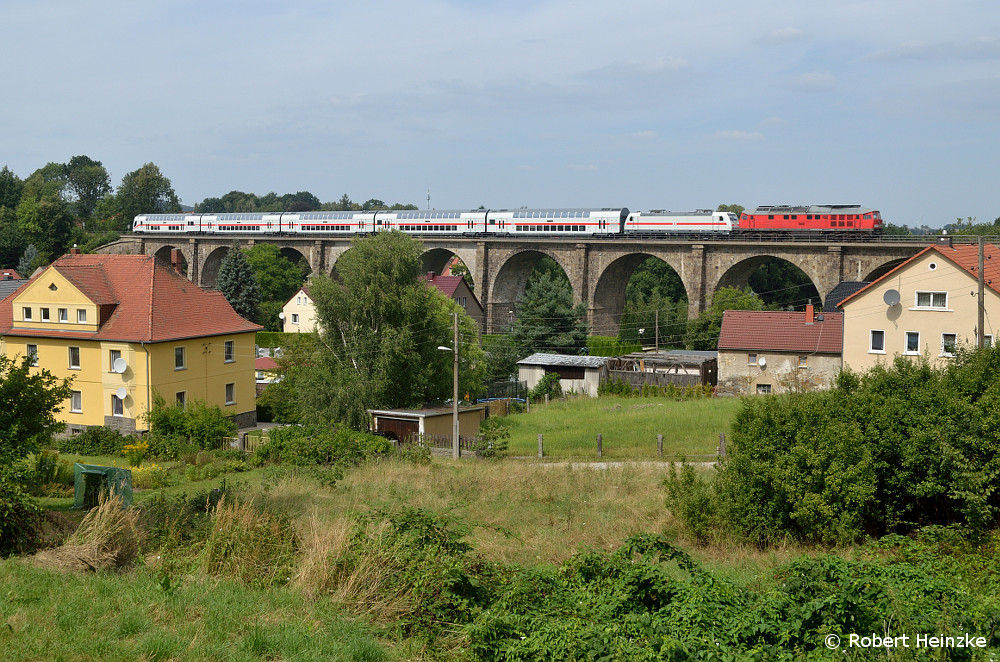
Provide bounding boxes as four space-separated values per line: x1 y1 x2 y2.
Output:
3 0 999 227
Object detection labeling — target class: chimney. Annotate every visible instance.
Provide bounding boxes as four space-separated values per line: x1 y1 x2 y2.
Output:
170 249 183 274
427 271 435 280
805 304 814 325
69 247 81 255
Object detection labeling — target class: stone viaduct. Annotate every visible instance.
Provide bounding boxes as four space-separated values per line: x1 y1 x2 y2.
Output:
97 235 927 334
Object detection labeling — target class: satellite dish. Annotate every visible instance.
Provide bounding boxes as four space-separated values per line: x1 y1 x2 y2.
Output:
112 357 127 374
883 289 900 306
115 387 127 400
758 356 767 368
278 312 285 320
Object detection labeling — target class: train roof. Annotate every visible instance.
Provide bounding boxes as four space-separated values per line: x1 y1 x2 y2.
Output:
748 204 877 214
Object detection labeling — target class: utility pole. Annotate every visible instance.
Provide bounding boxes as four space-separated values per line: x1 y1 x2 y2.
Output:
979 236 985 348
655 308 659 353
452 312 460 459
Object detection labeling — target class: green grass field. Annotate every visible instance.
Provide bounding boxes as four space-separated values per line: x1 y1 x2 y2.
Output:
504 395 742 459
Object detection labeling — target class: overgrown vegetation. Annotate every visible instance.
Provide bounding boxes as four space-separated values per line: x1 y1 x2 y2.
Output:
668 349 1000 545
144 394 237 458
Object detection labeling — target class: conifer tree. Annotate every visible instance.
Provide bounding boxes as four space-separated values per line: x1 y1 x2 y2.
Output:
512 272 589 355
217 243 261 323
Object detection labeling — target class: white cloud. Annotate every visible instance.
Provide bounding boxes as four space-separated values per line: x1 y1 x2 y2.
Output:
711 130 763 141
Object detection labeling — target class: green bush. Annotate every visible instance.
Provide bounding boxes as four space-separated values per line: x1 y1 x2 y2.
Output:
145 394 237 452
598 377 714 399
254 425 391 468
528 373 562 401
708 351 1000 544
58 426 130 455
587 335 641 357
0 472 42 556
474 417 510 459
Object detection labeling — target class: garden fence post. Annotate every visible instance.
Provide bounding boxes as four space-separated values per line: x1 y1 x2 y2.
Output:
657 434 663 458
718 432 727 458
538 433 543 458
597 433 602 458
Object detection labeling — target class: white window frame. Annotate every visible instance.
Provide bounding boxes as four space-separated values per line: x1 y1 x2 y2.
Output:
756 383 772 394
225 382 235 405
40 307 50 322
904 331 920 355
70 390 82 413
26 344 38 366
176 391 186 409
77 309 87 323
869 329 886 353
22 307 32 321
224 340 235 363
111 394 124 417
109 349 122 372
914 291 949 310
68 346 81 370
58 308 68 323
747 353 758 366
941 333 958 357
174 346 186 370
984 335 994 349
291 313 300 324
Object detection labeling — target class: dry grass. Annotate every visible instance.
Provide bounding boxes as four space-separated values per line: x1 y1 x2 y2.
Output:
201 497 299 588
31 493 140 572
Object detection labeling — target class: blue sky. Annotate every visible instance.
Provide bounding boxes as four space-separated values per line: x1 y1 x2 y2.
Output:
3 0 999 227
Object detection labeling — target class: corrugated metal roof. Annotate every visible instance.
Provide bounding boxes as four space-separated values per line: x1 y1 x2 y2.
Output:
517 352 608 368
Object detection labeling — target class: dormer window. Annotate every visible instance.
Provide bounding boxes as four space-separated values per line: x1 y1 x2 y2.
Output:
40 308 50 322
22 307 31 321
58 308 68 323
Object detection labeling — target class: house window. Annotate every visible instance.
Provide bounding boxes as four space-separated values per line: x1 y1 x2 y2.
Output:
225 383 235 405
22 307 32 321
870 330 886 353
915 291 948 309
68 346 81 369
112 394 124 417
26 344 38 366
109 349 122 372
77 309 87 323
941 333 957 357
58 308 68 322
224 340 235 363
40 308 50 322
291 313 300 324
984 335 994 349
756 384 772 394
798 356 808 368
748 353 758 365
70 391 82 413
175 346 186 370
297 296 301 305
905 332 920 354
176 391 186 408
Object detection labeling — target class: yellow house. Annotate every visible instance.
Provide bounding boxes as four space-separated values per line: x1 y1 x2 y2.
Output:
281 286 318 333
839 242 1000 372
0 252 263 434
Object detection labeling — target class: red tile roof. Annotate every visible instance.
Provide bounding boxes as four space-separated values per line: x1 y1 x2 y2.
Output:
419 273 465 298
718 310 843 354
255 356 279 371
838 243 1000 308
0 253 262 343
0 269 20 280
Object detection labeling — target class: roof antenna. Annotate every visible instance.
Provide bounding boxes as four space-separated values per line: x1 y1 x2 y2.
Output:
427 189 431 210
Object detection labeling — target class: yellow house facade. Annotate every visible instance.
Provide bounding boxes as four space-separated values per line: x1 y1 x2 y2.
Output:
839 243 1000 373
0 252 262 434
281 286 319 333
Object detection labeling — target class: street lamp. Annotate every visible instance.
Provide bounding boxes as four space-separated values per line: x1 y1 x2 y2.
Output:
437 312 460 459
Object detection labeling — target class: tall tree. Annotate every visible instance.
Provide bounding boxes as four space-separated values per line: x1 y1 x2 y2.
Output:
292 231 485 429
16 172 73 260
108 163 181 231
216 243 261 323
65 155 111 219
0 166 24 210
683 286 767 350
716 203 745 217
512 271 589 355
17 244 40 276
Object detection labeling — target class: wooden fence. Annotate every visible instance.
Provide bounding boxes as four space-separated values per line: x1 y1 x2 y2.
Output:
402 432 482 451
218 432 269 453
606 370 703 388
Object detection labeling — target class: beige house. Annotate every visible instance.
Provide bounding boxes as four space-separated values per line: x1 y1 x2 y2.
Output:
717 307 844 395
281 287 318 333
838 242 1000 372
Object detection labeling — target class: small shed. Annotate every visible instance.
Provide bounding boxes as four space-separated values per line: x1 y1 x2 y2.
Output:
517 353 609 397
369 405 486 444
606 351 718 388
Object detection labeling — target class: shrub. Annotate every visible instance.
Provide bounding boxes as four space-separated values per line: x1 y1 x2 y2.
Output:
529 373 562 401
0 473 42 556
254 425 391 468
474 417 510 459
58 426 130 456
145 394 236 451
